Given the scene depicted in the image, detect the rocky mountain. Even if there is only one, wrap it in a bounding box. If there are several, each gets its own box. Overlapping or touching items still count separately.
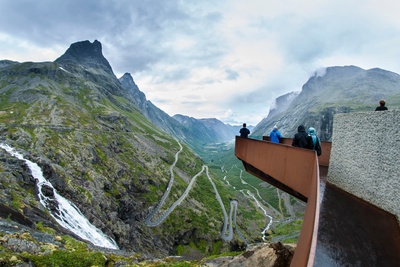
[56,40,114,75]
[173,115,237,147]
[118,73,188,141]
[252,66,400,140]
[198,118,237,142]
[261,91,300,124]
[0,40,268,261]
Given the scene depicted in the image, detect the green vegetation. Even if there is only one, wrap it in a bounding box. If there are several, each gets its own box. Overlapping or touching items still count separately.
[0,230,207,266]
[27,250,106,267]
[36,221,57,235]
[10,190,24,211]
[269,219,303,243]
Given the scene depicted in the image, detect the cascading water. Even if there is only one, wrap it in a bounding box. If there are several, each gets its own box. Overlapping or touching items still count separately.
[0,143,119,250]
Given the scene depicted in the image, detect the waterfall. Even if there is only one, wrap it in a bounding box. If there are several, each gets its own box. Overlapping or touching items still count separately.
[0,143,119,250]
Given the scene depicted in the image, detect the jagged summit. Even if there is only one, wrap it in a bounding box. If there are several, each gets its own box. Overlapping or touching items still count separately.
[119,73,140,91]
[119,72,147,103]
[55,40,113,74]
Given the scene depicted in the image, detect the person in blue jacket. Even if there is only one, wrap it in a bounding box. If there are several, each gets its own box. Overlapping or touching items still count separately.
[269,125,282,143]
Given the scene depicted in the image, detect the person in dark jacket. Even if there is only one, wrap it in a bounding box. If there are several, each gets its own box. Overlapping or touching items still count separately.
[375,99,388,111]
[292,125,311,148]
[239,123,250,138]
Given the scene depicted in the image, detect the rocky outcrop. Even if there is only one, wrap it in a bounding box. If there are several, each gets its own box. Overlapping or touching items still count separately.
[55,40,114,75]
[204,242,295,267]
[0,218,295,267]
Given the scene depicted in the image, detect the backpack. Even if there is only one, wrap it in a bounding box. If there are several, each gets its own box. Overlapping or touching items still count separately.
[306,135,313,149]
[308,135,322,156]
[315,137,322,156]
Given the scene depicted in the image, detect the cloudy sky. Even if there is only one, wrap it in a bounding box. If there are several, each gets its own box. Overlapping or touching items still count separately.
[1,0,400,125]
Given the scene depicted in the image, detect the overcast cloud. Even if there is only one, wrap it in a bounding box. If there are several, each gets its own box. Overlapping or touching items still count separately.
[1,0,400,125]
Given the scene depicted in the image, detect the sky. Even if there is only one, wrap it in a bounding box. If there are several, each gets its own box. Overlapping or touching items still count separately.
[1,0,400,126]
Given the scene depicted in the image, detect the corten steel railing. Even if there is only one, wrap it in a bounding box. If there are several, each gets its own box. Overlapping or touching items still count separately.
[263,136,332,167]
[235,136,325,267]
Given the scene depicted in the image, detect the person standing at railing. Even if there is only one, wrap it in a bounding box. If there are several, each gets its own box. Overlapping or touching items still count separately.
[239,123,250,138]
[269,125,282,143]
[292,124,310,148]
[375,99,388,111]
[308,127,322,156]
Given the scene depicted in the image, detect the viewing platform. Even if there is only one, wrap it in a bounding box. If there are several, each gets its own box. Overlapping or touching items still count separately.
[235,111,400,266]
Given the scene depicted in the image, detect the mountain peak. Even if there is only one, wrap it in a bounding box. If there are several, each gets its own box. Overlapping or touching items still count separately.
[55,40,113,74]
[119,73,138,89]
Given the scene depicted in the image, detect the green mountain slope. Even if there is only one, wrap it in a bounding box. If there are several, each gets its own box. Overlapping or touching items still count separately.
[0,40,270,258]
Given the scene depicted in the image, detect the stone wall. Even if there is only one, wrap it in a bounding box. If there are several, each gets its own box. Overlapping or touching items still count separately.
[327,110,400,221]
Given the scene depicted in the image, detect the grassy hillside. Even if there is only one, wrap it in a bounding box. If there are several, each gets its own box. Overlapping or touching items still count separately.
[0,59,272,257]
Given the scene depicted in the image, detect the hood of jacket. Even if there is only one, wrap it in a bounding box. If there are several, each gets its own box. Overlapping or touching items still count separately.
[297,125,306,133]
[308,127,316,135]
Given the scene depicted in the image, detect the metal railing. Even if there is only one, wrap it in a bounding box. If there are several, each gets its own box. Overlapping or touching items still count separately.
[235,136,329,266]
[262,136,331,167]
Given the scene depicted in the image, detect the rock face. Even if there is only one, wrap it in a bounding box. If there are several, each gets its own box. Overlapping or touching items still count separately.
[55,40,114,75]
[252,66,400,140]
[266,91,300,120]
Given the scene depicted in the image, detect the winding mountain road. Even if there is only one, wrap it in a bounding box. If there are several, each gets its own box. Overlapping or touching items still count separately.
[145,139,247,243]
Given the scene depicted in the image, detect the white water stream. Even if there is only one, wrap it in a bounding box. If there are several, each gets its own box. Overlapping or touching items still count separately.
[0,143,119,250]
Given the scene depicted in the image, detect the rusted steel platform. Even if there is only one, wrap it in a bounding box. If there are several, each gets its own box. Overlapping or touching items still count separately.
[235,136,400,267]
[314,182,400,266]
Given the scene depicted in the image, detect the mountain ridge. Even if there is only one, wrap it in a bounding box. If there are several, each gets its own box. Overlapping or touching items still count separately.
[252,65,400,140]
[118,72,238,149]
